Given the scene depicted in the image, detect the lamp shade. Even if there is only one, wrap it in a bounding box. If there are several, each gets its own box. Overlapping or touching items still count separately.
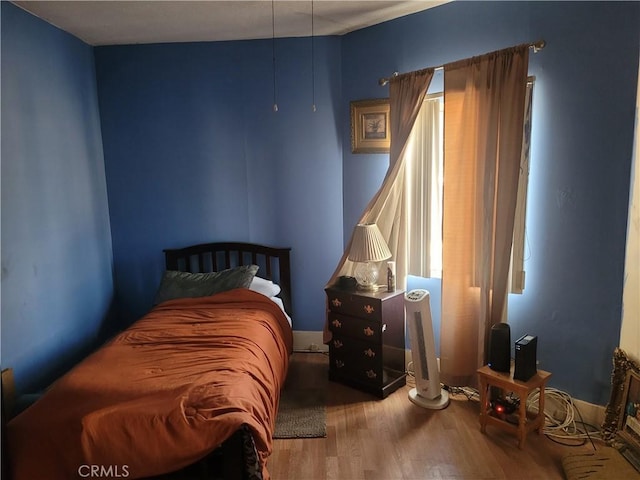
[348,223,392,263]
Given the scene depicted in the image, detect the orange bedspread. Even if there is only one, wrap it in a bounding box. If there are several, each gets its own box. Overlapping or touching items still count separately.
[7,289,293,480]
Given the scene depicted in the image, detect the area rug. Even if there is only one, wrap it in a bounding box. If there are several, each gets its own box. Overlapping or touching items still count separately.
[562,447,640,479]
[273,388,326,439]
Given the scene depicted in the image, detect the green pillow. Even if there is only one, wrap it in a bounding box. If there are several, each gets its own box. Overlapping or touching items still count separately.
[154,265,259,305]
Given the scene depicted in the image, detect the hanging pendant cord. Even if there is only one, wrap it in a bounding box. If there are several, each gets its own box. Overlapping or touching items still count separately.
[272,0,278,111]
[311,0,316,112]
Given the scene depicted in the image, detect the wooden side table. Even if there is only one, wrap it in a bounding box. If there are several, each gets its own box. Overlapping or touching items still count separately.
[477,364,551,448]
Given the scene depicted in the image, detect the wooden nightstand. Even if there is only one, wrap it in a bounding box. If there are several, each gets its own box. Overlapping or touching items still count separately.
[477,364,551,448]
[325,287,406,398]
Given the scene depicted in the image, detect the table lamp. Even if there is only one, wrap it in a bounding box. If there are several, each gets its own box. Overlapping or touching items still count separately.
[348,223,392,291]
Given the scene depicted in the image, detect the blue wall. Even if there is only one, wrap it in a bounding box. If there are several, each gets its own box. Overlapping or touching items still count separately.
[1,3,114,392]
[94,37,344,330]
[342,1,639,404]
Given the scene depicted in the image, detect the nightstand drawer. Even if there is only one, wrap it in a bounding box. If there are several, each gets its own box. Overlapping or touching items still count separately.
[329,334,382,365]
[327,291,382,321]
[327,312,382,343]
[329,336,383,386]
[330,363,383,387]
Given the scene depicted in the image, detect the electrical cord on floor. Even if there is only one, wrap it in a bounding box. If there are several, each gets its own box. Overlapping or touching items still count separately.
[446,385,481,402]
[405,361,480,401]
[526,387,600,449]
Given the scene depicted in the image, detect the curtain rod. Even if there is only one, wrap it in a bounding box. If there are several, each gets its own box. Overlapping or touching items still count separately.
[378,39,545,86]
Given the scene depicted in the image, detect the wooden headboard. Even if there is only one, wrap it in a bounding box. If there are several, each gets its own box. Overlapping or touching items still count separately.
[163,242,292,316]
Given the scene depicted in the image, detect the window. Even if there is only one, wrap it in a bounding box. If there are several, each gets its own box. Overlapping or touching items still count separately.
[406,94,444,279]
[405,79,534,293]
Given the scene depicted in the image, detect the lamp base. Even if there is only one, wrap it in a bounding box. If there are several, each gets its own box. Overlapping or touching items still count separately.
[354,262,381,291]
[357,282,381,292]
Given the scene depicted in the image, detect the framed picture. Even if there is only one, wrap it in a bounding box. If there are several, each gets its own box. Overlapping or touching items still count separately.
[603,348,640,442]
[619,370,640,452]
[350,99,391,154]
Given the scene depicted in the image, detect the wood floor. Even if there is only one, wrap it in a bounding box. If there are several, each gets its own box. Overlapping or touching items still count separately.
[268,352,595,480]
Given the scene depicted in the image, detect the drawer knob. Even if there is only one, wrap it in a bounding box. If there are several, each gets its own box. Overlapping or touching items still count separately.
[335,360,345,369]
[333,339,344,348]
[331,319,342,328]
[364,348,376,358]
[366,369,377,379]
[363,326,374,337]
[331,298,342,307]
[364,304,375,314]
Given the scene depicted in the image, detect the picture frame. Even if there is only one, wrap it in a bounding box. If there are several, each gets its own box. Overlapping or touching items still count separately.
[603,348,640,443]
[350,99,391,154]
[618,370,640,452]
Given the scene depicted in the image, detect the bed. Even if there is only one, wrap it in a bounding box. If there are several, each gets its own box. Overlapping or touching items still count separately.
[6,242,293,480]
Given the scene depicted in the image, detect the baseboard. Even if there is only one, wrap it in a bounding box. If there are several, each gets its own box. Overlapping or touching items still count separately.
[292,331,329,353]
[572,399,605,430]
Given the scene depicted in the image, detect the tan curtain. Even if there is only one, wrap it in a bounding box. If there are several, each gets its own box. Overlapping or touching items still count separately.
[327,68,434,290]
[439,45,530,387]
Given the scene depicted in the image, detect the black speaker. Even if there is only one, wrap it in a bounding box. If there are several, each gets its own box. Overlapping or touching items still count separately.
[514,334,537,381]
[488,323,511,372]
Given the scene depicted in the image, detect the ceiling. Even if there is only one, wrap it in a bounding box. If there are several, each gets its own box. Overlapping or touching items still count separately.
[12,1,449,46]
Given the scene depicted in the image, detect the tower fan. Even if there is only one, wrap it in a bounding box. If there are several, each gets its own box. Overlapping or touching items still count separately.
[404,289,450,409]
